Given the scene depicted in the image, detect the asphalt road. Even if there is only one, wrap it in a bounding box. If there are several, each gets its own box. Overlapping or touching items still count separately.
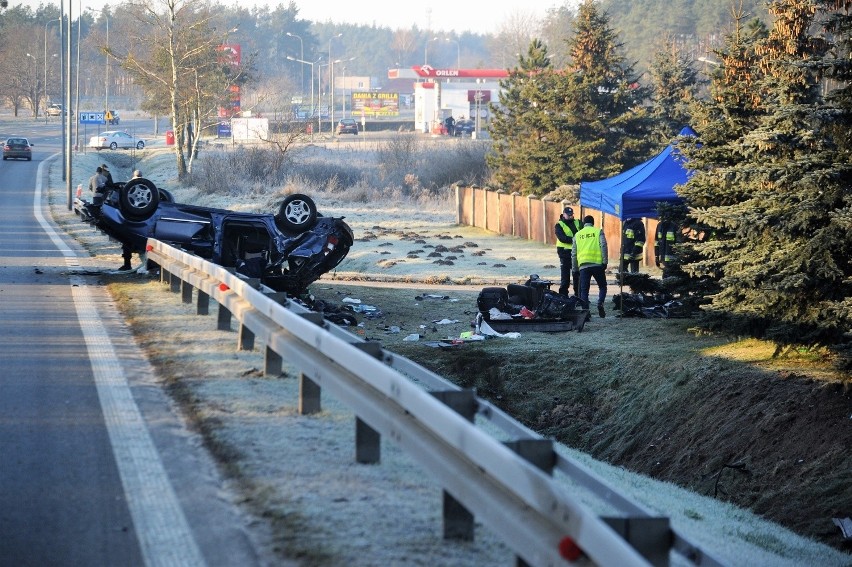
[0,125,265,566]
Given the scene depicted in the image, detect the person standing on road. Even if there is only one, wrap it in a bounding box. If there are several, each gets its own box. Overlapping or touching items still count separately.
[620,217,646,274]
[572,215,609,318]
[555,206,583,296]
[88,167,107,205]
[119,169,145,272]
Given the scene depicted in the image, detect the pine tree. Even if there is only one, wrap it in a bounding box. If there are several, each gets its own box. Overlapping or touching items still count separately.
[487,0,656,195]
[647,39,701,147]
[682,0,852,357]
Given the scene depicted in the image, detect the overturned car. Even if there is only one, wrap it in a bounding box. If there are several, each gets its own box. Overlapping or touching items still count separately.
[75,177,354,295]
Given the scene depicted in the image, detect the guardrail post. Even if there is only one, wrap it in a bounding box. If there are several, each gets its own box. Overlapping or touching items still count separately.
[602,517,671,567]
[504,439,556,567]
[353,342,384,464]
[170,272,181,294]
[432,389,477,541]
[264,346,282,376]
[217,305,232,331]
[238,324,255,351]
[197,290,209,315]
[181,281,193,304]
[298,312,327,415]
[299,373,321,415]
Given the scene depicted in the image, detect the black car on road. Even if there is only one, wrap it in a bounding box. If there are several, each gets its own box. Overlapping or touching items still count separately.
[75,178,354,294]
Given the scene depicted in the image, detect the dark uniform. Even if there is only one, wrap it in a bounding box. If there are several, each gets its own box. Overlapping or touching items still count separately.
[621,218,646,273]
[555,207,583,296]
[655,220,679,278]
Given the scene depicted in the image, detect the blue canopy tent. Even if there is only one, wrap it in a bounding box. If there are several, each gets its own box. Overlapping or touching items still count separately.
[579,126,695,220]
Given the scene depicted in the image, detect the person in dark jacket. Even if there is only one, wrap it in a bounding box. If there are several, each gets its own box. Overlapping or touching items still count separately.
[655,219,680,279]
[100,163,114,187]
[621,218,646,273]
[555,206,583,296]
[572,215,609,318]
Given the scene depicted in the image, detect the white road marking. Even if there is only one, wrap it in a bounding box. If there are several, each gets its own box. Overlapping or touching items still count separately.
[33,160,206,567]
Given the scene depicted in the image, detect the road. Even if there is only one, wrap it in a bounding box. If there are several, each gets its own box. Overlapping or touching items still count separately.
[0,123,266,566]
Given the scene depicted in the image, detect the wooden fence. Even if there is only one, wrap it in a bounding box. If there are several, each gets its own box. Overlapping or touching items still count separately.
[455,186,660,268]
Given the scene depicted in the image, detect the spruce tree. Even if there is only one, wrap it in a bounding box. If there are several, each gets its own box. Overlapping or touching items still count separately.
[682,1,852,357]
[647,39,701,147]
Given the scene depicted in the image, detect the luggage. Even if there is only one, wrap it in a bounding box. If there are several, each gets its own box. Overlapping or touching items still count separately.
[536,291,578,319]
[477,287,508,317]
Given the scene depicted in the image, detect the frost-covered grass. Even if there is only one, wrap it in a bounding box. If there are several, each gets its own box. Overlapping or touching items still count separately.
[46,144,852,567]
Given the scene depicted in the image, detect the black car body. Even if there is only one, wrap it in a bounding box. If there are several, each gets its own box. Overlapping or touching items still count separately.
[75,178,354,294]
[336,118,358,135]
[3,137,33,160]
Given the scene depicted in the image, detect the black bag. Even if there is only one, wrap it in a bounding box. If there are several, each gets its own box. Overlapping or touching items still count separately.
[536,291,578,320]
[477,287,508,316]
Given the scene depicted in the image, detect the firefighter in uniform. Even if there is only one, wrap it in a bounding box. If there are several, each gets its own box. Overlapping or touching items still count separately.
[655,219,679,278]
[621,218,646,273]
[555,206,583,296]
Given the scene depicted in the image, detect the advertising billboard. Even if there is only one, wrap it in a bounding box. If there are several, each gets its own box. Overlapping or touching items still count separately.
[352,92,399,116]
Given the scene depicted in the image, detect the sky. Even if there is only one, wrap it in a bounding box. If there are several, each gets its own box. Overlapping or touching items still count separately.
[18,0,570,36]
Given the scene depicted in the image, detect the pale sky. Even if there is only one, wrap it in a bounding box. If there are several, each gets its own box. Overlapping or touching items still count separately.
[19,0,570,36]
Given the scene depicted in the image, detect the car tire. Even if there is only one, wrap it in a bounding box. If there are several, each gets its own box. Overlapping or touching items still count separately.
[276,193,317,232]
[119,177,160,220]
[27,156,32,161]
[136,141,145,150]
[158,188,174,203]
[110,142,118,150]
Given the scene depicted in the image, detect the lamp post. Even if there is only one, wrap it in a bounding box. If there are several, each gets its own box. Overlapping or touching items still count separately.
[445,37,460,68]
[26,53,37,115]
[44,18,61,120]
[286,32,303,94]
[87,8,109,112]
[328,33,341,134]
[287,55,321,142]
[424,36,438,65]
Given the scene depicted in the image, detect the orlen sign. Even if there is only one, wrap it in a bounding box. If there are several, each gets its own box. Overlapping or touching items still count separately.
[413,65,508,79]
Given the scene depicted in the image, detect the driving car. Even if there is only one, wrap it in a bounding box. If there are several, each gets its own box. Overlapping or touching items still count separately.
[88,131,144,150]
[106,110,120,125]
[74,178,354,295]
[46,104,65,117]
[336,118,358,135]
[3,137,34,161]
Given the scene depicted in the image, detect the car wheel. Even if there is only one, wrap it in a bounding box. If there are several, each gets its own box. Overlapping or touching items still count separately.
[119,177,160,220]
[276,193,317,232]
[158,188,174,203]
[27,157,32,161]
[136,141,145,150]
[110,142,118,150]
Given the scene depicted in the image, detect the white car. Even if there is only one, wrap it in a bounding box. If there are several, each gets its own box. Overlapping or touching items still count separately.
[88,130,145,150]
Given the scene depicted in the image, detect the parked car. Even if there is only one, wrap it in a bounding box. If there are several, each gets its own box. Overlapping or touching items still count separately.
[46,104,65,117]
[336,118,358,135]
[74,179,354,295]
[88,131,145,150]
[106,110,120,125]
[453,119,475,137]
[3,137,33,161]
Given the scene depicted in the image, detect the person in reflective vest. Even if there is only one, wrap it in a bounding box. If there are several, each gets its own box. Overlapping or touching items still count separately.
[571,215,609,318]
[655,219,679,278]
[621,218,645,273]
[555,206,583,296]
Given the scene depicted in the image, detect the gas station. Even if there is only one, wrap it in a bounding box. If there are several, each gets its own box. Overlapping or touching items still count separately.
[387,66,508,136]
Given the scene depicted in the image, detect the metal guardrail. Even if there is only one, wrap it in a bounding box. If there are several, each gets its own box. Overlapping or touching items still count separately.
[146,239,726,567]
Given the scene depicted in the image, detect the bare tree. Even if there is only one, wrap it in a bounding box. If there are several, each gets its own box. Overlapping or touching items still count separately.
[101,0,246,178]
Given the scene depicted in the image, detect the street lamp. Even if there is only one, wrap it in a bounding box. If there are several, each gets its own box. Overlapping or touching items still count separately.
[424,36,438,65]
[44,17,61,119]
[337,57,356,119]
[286,32,303,94]
[328,33,342,134]
[445,37,460,69]
[87,8,109,112]
[287,55,321,142]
